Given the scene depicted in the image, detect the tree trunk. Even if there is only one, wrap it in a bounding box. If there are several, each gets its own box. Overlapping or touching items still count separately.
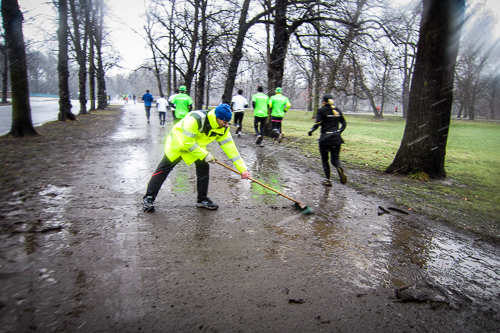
[221,0,251,104]
[95,0,106,110]
[88,29,95,110]
[195,0,208,109]
[1,0,37,136]
[1,44,8,104]
[313,21,320,117]
[57,0,76,121]
[385,0,464,179]
[69,0,88,115]
[264,0,290,135]
[96,45,106,109]
[183,0,199,94]
[267,0,288,93]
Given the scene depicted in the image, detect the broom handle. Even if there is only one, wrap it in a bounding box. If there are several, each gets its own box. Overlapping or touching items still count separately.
[215,160,302,205]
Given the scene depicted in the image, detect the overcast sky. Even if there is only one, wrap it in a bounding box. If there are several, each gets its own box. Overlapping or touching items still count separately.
[14,0,500,74]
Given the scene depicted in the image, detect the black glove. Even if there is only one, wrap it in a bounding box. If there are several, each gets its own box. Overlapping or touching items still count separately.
[308,130,313,136]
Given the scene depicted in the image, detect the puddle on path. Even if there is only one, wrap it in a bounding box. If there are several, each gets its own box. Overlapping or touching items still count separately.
[236,146,500,311]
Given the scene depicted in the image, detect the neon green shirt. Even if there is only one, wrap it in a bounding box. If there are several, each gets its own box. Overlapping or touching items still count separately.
[171,93,193,119]
[252,92,269,117]
[268,93,291,117]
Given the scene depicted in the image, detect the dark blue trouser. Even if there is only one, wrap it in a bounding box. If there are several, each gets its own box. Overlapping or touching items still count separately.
[159,112,166,125]
[254,116,267,135]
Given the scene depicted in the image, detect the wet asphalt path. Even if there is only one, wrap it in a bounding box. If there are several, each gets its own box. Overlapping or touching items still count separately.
[1,103,499,332]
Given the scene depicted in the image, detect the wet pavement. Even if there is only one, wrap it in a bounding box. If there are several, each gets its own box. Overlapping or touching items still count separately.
[0,103,499,332]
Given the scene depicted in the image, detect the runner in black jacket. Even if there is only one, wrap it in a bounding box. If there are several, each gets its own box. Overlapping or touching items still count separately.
[308,94,347,186]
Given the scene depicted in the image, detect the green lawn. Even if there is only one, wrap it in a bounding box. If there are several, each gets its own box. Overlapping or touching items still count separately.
[240,110,500,240]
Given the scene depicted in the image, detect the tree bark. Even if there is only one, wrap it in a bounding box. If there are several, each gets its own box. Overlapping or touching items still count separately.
[88,24,95,110]
[385,0,464,179]
[221,0,252,104]
[1,0,37,136]
[69,0,88,115]
[0,44,8,104]
[57,0,76,121]
[94,0,106,110]
[195,0,208,109]
[267,0,288,93]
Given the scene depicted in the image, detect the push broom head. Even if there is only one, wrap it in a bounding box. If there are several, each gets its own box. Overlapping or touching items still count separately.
[294,202,312,215]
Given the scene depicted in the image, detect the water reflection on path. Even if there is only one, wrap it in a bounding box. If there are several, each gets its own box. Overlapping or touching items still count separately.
[112,106,500,314]
[239,142,500,311]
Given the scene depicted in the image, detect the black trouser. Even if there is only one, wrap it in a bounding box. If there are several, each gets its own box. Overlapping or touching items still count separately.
[234,112,244,129]
[271,116,283,138]
[319,142,342,179]
[145,155,210,203]
[145,106,152,120]
[159,112,166,125]
[254,116,267,136]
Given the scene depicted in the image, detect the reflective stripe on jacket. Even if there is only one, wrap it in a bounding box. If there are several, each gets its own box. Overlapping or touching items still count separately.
[165,109,248,172]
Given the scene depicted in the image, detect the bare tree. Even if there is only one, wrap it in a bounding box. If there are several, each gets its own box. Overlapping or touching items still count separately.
[144,4,163,96]
[385,0,465,178]
[394,5,420,118]
[453,13,497,120]
[69,0,89,114]
[0,34,8,103]
[1,0,37,136]
[220,0,272,104]
[93,0,107,109]
[484,74,500,120]
[323,0,368,94]
[57,0,76,121]
[88,18,95,110]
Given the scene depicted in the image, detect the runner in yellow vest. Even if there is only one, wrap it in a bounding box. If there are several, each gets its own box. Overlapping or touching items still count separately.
[142,104,251,212]
[268,87,291,143]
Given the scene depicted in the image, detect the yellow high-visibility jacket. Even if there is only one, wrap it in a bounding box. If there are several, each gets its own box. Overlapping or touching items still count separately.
[165,109,248,173]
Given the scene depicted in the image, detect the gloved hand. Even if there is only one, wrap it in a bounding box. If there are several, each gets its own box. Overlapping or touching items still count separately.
[204,152,216,164]
[308,129,313,136]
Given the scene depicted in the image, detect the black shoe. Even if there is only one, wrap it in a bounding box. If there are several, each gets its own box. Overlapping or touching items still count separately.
[235,126,241,135]
[337,167,348,184]
[256,135,262,145]
[196,198,218,210]
[142,196,155,212]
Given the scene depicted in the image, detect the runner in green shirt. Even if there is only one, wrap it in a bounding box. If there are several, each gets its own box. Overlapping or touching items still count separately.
[170,85,193,123]
[268,87,291,143]
[252,86,269,146]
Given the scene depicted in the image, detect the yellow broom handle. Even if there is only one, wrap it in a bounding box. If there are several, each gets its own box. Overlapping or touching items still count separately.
[215,160,301,205]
